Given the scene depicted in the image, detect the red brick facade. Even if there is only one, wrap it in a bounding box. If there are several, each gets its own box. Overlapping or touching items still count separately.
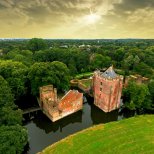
[39,85,83,122]
[93,66,123,112]
[58,90,83,113]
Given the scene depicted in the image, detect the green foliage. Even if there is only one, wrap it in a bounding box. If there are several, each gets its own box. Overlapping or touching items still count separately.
[148,80,154,104]
[90,53,111,70]
[145,46,154,68]
[75,51,90,73]
[33,47,90,74]
[27,38,47,52]
[1,38,153,154]
[134,62,153,78]
[0,76,28,154]
[28,61,71,95]
[0,125,28,154]
[0,107,22,126]
[0,75,14,108]
[0,76,22,126]
[6,49,33,66]
[1,39,154,106]
[123,81,152,110]
[112,47,125,67]
[0,60,28,98]
[123,55,140,71]
[80,79,92,88]
[75,72,93,79]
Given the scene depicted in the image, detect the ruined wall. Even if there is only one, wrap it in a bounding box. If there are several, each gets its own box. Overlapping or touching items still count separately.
[39,85,58,114]
[58,90,83,113]
[39,85,83,122]
[93,73,123,112]
[124,75,149,87]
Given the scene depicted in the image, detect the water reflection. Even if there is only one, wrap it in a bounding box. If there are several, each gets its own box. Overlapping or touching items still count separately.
[24,96,130,154]
[90,103,119,125]
[32,110,82,134]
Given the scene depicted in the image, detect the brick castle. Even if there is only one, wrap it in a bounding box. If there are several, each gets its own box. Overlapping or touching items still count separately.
[93,66,123,112]
[39,66,124,122]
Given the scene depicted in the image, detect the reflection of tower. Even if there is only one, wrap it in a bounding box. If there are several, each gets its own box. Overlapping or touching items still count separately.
[90,103,119,125]
[93,66,123,112]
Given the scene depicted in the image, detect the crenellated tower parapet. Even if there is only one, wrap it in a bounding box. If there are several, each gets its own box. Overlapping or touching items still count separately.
[93,66,123,112]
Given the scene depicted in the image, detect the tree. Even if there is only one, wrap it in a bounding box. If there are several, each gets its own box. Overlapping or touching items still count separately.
[27,38,47,52]
[0,125,28,154]
[0,76,22,126]
[0,107,22,126]
[90,53,111,70]
[148,80,154,104]
[145,46,154,68]
[0,77,28,154]
[0,75,14,108]
[6,49,33,66]
[123,81,151,110]
[28,61,71,95]
[0,60,28,98]
[68,59,77,76]
[133,62,153,78]
[78,51,90,71]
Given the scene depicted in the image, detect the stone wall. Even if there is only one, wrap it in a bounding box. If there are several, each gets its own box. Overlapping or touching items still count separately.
[124,75,149,87]
[39,85,83,122]
[93,70,123,112]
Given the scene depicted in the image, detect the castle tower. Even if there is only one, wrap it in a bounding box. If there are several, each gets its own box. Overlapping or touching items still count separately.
[93,66,123,112]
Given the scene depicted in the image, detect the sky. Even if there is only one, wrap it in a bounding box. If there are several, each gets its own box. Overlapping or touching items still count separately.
[0,0,154,39]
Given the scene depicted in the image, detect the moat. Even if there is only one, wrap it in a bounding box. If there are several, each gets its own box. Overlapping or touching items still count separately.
[23,95,134,154]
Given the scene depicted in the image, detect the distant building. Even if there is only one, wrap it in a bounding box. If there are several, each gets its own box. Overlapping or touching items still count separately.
[93,66,123,112]
[59,45,68,48]
[79,44,91,51]
[79,44,86,48]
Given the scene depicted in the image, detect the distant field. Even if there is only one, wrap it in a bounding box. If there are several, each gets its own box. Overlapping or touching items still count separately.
[40,115,154,154]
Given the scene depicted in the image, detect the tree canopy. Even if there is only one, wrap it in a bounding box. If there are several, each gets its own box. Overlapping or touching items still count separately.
[0,75,14,108]
[0,76,28,153]
[0,75,22,126]
[0,60,28,98]
[0,125,28,154]
[27,38,47,52]
[123,81,152,110]
[5,49,33,66]
[90,53,111,70]
[28,61,71,95]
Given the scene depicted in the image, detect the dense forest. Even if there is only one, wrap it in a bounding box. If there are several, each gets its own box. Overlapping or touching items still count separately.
[0,38,154,153]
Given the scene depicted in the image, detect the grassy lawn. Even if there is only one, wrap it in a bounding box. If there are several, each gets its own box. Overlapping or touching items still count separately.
[40,115,154,154]
[75,72,93,79]
[80,79,92,88]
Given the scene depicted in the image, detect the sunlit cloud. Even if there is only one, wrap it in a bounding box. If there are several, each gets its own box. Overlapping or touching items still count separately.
[0,0,154,38]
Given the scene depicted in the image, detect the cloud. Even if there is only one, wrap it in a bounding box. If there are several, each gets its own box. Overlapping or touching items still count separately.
[112,0,154,15]
[127,8,154,24]
[0,0,154,38]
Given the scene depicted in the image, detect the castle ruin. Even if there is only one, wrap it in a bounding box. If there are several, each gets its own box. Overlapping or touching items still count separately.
[39,85,83,122]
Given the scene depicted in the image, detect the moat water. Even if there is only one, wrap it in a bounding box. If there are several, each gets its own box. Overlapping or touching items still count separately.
[23,96,135,154]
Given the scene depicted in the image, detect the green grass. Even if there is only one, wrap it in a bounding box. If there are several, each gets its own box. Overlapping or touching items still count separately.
[40,115,154,154]
[80,79,92,88]
[75,72,93,79]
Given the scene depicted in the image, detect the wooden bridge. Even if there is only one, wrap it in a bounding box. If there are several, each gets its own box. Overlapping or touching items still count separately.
[22,106,41,115]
